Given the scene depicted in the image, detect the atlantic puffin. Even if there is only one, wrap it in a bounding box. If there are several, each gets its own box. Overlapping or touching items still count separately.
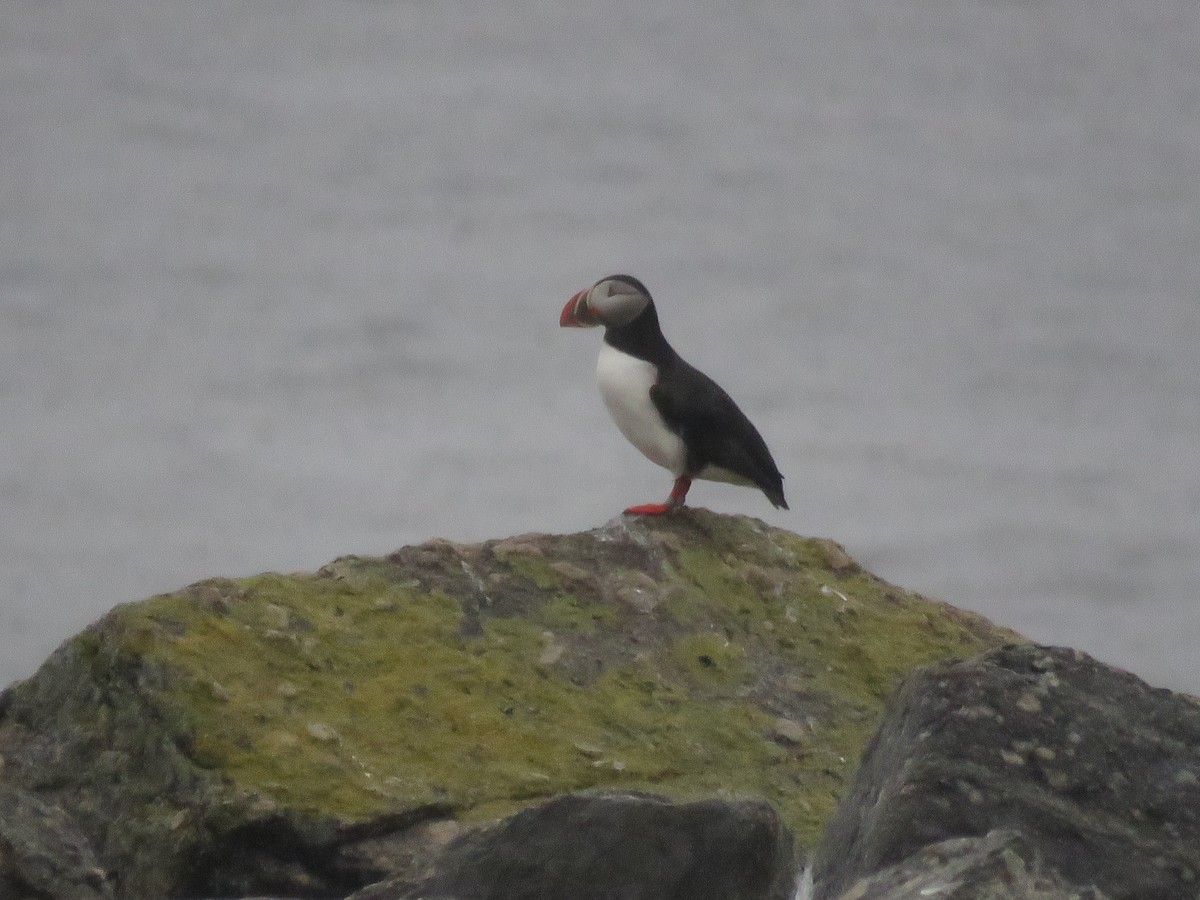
[560,274,787,515]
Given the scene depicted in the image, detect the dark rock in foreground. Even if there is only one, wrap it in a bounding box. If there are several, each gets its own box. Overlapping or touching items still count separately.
[349,791,797,900]
[813,645,1200,900]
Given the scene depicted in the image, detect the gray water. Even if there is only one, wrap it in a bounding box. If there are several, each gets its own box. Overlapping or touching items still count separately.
[3,2,1198,694]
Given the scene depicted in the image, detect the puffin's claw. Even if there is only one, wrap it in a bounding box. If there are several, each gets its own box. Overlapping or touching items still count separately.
[623,476,692,516]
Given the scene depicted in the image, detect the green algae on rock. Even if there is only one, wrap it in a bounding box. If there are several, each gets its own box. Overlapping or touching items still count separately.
[0,510,1017,898]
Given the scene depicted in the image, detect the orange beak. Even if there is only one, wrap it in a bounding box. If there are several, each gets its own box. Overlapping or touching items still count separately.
[560,289,599,327]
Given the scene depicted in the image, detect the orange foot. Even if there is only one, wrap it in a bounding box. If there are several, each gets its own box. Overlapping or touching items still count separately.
[623,476,692,516]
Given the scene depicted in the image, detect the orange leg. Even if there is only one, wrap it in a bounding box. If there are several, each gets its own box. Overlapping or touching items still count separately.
[624,476,692,515]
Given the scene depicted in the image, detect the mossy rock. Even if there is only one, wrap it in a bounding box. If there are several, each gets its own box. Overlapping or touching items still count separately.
[0,511,1017,898]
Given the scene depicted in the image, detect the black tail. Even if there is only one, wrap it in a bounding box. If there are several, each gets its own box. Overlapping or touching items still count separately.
[762,475,788,510]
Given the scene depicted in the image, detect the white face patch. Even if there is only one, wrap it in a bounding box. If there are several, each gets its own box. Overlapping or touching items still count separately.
[596,344,686,476]
[589,279,649,327]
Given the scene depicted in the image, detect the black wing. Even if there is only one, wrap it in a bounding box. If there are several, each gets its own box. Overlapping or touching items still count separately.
[650,358,788,509]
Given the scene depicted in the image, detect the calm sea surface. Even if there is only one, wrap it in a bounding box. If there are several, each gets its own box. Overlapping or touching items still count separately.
[3,2,1198,692]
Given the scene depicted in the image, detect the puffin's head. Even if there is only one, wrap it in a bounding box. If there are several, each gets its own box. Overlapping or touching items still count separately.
[560,275,653,329]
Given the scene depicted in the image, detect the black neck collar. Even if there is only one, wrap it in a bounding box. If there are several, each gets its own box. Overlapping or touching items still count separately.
[603,303,677,366]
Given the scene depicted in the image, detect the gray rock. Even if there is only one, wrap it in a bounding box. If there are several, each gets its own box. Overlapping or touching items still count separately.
[349,791,798,900]
[813,645,1200,900]
[828,829,1109,899]
[0,784,113,900]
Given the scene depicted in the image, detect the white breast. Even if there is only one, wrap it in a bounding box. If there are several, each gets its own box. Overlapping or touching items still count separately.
[596,343,687,476]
